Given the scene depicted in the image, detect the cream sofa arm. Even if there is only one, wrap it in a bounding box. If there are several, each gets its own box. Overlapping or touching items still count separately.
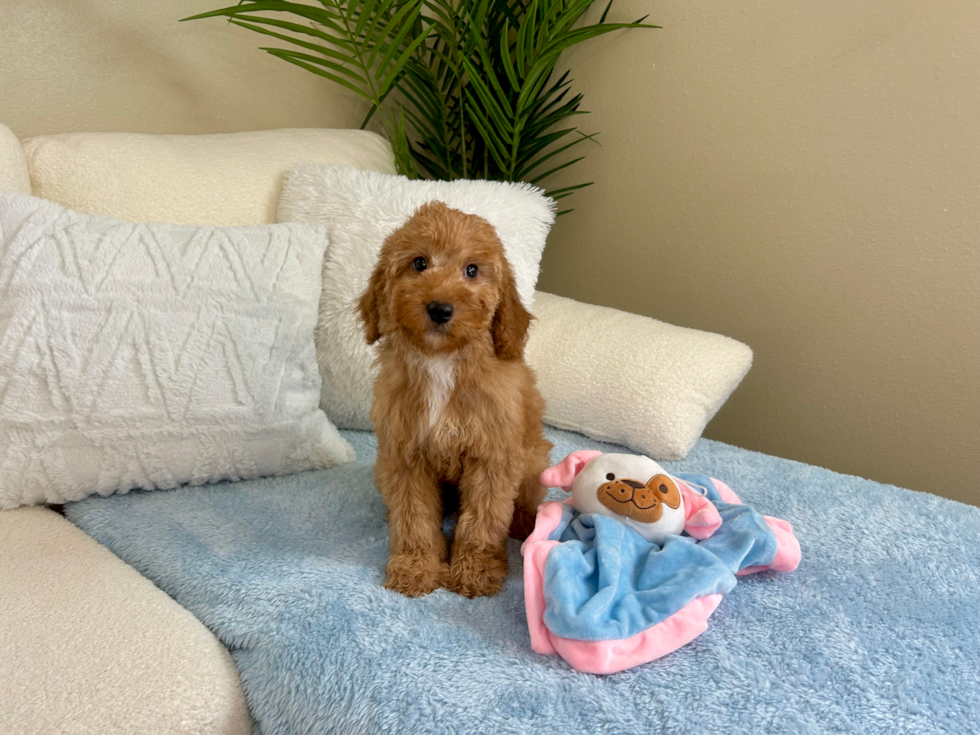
[527,291,753,460]
[0,507,252,735]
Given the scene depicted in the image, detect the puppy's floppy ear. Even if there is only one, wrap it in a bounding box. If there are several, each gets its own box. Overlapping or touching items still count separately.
[491,258,533,360]
[357,259,387,345]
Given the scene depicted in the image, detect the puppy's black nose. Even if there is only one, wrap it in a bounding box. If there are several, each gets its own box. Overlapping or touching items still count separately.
[427,301,454,324]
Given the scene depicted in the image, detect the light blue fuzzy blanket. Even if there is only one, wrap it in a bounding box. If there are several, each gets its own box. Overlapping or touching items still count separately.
[66,428,980,734]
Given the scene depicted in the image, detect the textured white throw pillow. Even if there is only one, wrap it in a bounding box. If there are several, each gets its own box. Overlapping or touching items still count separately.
[277,164,555,429]
[526,292,753,460]
[0,194,354,509]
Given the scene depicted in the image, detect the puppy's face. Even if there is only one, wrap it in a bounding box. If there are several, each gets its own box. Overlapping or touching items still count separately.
[358,202,531,358]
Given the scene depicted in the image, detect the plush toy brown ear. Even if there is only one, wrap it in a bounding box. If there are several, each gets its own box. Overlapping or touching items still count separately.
[357,261,388,345]
[491,259,532,360]
[649,474,682,509]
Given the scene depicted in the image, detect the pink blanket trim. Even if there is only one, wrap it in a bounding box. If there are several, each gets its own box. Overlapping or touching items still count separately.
[547,595,724,675]
[738,516,802,575]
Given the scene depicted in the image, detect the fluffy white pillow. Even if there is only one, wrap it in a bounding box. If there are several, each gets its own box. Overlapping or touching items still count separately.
[277,164,555,429]
[0,194,354,509]
[525,292,753,460]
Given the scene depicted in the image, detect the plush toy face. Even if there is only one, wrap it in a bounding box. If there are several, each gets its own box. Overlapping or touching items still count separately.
[597,473,681,524]
[569,453,686,544]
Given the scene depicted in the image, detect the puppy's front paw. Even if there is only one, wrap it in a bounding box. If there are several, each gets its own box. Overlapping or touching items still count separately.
[448,549,509,598]
[384,552,448,597]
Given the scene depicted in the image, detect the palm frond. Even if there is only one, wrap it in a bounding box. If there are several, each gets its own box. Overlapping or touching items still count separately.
[185,0,659,209]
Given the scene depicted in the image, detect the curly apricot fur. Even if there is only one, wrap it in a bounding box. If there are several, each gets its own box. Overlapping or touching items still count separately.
[358,202,552,598]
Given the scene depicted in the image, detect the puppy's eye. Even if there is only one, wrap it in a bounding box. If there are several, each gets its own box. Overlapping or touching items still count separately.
[606,473,615,481]
[465,264,478,279]
[412,257,427,272]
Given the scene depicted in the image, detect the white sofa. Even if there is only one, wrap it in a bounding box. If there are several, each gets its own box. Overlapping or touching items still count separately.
[0,125,547,735]
[0,125,397,735]
[0,125,408,735]
[0,124,745,734]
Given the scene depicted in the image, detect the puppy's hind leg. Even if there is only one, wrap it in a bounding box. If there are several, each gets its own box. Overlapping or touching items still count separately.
[509,435,552,540]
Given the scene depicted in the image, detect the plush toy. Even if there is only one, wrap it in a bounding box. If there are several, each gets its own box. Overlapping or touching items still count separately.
[539,449,723,543]
[524,449,802,674]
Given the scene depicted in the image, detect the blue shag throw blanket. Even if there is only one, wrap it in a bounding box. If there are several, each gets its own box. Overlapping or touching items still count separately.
[66,428,980,735]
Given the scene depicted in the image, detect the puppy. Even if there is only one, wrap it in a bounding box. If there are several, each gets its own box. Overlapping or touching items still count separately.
[357,201,553,598]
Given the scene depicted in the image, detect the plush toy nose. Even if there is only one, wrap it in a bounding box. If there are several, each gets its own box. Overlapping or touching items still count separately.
[427,301,454,324]
[611,484,634,501]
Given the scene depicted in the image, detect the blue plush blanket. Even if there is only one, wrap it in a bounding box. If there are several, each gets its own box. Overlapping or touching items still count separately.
[544,509,737,641]
[66,428,980,734]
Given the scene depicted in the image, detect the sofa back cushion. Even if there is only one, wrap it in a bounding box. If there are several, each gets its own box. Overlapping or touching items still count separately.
[0,123,30,194]
[21,128,396,226]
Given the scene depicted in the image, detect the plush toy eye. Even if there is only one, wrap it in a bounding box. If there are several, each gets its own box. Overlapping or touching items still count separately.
[606,473,615,481]
[412,257,427,272]
[465,263,478,278]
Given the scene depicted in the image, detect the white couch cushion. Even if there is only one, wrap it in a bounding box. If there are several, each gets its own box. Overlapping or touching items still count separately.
[0,123,30,194]
[21,128,396,226]
[0,194,353,509]
[277,163,555,429]
[526,292,753,460]
[0,506,251,735]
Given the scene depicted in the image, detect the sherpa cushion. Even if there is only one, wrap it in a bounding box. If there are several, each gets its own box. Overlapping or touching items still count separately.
[276,163,555,429]
[0,193,353,509]
[526,292,753,460]
[21,128,397,227]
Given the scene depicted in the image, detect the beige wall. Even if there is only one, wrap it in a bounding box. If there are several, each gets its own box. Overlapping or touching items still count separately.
[539,1,980,504]
[0,0,369,138]
[2,1,977,503]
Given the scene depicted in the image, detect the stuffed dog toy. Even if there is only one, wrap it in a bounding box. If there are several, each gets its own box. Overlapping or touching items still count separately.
[526,449,802,674]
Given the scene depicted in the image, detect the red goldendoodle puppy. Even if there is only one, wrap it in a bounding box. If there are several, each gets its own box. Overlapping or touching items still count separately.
[357,201,553,598]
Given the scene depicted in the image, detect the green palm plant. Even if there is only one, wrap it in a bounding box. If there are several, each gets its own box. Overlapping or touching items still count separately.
[184,0,656,212]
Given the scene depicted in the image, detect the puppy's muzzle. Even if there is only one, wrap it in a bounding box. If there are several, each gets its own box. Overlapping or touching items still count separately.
[427,301,454,325]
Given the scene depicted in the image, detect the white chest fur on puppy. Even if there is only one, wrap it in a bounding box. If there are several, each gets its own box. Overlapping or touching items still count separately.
[424,355,456,431]
[571,454,686,544]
